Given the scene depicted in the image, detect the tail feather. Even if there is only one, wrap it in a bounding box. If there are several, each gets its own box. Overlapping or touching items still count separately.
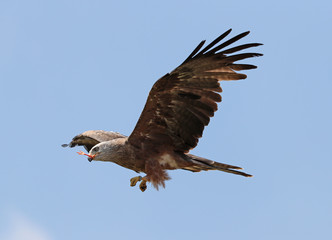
[183,154,252,177]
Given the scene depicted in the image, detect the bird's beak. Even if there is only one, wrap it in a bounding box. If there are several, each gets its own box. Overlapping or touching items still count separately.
[77,151,96,162]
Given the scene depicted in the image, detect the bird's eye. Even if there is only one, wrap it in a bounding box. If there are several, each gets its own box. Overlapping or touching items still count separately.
[93,146,99,152]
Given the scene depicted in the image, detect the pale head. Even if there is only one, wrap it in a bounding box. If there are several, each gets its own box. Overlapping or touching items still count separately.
[77,141,117,162]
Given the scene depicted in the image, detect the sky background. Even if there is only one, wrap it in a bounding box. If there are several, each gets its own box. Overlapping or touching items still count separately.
[1,0,331,239]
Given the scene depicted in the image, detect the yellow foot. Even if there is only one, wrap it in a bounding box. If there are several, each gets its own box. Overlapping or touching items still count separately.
[130,176,148,192]
[139,180,147,192]
[130,176,142,187]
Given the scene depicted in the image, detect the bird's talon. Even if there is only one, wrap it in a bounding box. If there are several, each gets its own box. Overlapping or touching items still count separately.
[130,176,142,187]
[139,180,147,192]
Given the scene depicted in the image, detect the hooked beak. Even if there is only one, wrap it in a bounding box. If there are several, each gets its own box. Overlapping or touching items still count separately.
[77,151,96,162]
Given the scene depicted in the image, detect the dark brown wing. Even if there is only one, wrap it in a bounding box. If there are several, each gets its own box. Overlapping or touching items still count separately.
[128,29,262,153]
[62,130,126,152]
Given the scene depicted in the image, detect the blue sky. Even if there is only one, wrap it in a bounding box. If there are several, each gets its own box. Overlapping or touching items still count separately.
[1,0,331,239]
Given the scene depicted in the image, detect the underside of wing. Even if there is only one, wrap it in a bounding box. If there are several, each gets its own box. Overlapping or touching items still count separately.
[128,29,262,153]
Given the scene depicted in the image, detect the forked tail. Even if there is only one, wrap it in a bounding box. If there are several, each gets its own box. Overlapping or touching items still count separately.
[183,154,252,177]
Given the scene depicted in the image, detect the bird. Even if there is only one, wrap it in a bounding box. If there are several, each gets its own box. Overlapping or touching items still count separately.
[62,29,262,192]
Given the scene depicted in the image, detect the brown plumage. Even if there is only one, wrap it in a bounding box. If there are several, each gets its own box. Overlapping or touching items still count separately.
[63,29,262,191]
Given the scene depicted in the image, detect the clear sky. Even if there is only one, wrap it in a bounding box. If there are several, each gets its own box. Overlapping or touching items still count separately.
[1,1,331,240]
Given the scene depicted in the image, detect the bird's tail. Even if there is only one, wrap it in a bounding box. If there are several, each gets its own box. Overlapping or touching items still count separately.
[182,153,252,177]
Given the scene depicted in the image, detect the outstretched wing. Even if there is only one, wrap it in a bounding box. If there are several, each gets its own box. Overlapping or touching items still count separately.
[128,29,262,153]
[62,130,126,152]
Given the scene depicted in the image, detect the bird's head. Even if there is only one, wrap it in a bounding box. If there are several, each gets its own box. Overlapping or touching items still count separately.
[77,142,112,162]
[77,149,97,162]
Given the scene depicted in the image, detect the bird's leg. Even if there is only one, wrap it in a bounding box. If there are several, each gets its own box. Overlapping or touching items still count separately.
[130,176,142,187]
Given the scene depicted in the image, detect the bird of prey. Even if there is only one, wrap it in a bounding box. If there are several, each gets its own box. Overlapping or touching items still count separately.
[62,29,262,192]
